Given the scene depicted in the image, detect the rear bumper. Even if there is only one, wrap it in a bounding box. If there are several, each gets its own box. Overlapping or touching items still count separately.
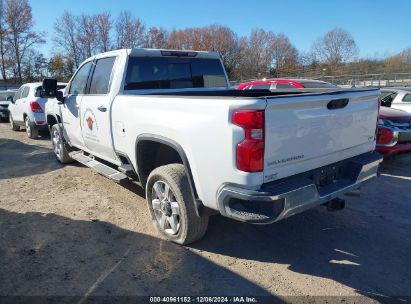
[217,152,382,224]
[376,143,411,157]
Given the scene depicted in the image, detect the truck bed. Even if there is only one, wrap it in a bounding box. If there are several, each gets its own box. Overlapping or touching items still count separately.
[129,88,376,98]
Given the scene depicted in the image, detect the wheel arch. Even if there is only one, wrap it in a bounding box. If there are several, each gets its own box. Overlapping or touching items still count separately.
[46,114,61,129]
[135,134,205,216]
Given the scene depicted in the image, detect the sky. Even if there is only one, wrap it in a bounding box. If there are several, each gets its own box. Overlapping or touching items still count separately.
[29,0,411,59]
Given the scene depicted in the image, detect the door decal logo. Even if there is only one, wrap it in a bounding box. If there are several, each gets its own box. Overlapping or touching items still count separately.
[86,116,94,130]
[83,109,99,142]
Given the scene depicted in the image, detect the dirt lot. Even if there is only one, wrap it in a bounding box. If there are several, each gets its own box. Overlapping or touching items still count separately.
[1,122,411,302]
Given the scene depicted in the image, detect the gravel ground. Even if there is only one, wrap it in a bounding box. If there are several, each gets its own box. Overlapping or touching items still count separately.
[1,122,411,302]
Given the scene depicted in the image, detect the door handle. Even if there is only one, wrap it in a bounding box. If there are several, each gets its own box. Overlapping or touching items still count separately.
[97,106,107,112]
[327,98,349,110]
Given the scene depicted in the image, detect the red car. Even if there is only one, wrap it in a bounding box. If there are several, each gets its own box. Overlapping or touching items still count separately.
[237,79,338,90]
[376,107,411,156]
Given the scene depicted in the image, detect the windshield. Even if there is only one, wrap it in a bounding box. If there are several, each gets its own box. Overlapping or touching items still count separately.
[124,57,227,90]
[301,81,337,88]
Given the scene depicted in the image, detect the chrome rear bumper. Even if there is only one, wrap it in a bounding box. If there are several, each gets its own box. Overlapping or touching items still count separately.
[217,152,383,224]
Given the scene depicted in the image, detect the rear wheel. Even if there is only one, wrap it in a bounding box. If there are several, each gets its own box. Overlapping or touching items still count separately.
[51,123,72,164]
[25,116,38,139]
[146,164,209,245]
[9,113,19,131]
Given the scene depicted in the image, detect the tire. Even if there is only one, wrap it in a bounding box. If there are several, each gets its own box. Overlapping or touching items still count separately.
[51,123,72,164]
[146,164,209,245]
[9,113,19,131]
[25,116,39,139]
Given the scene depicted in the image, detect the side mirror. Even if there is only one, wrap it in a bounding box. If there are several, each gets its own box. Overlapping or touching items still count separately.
[7,96,13,103]
[42,78,58,97]
[56,91,65,104]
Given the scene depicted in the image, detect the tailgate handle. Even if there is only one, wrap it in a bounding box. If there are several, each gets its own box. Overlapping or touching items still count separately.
[327,98,349,110]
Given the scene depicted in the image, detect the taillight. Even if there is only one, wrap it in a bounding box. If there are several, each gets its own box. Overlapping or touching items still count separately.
[30,101,43,113]
[232,110,264,172]
[376,126,394,145]
[375,98,381,140]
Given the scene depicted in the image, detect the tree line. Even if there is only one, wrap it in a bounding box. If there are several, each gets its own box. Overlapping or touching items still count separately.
[0,0,410,85]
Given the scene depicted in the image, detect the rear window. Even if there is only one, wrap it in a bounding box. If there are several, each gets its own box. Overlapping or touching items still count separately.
[124,57,227,90]
[301,82,337,88]
[0,92,14,100]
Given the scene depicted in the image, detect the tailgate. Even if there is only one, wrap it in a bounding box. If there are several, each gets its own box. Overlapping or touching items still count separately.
[263,89,379,183]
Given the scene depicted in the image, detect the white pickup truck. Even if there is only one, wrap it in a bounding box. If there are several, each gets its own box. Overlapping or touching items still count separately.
[44,48,382,244]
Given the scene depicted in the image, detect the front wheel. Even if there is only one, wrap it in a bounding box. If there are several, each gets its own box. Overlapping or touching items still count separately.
[25,116,39,139]
[146,164,209,245]
[51,124,72,164]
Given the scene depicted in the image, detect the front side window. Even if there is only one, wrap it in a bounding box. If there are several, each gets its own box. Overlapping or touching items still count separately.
[69,61,93,95]
[402,93,411,102]
[89,57,116,94]
[124,57,227,90]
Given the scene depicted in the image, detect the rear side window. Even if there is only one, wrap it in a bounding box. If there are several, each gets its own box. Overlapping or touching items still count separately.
[69,61,93,95]
[276,83,297,89]
[251,84,271,90]
[402,94,411,102]
[89,57,116,94]
[22,86,30,98]
[124,57,227,90]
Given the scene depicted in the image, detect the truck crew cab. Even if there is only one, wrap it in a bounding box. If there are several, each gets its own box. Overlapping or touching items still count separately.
[44,48,382,244]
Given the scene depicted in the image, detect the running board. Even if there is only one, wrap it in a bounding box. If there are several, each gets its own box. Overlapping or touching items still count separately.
[69,151,128,184]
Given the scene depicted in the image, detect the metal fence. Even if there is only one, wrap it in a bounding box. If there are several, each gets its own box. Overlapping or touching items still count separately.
[230,72,411,88]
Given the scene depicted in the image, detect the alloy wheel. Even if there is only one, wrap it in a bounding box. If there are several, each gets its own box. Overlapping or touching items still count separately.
[151,180,181,235]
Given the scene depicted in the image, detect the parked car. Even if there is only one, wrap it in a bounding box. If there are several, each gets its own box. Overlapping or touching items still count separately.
[376,106,411,157]
[8,82,66,138]
[44,48,381,244]
[0,90,17,121]
[237,79,338,90]
[380,87,411,113]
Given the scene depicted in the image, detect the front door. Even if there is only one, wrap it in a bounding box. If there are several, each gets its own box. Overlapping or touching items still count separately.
[80,56,118,162]
[62,61,93,149]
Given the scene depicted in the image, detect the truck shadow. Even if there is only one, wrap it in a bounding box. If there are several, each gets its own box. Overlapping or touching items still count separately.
[193,173,411,300]
[379,153,411,177]
[0,138,62,179]
[0,208,275,299]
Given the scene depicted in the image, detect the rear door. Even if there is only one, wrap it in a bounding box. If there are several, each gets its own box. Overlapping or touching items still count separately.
[263,89,379,183]
[80,56,118,162]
